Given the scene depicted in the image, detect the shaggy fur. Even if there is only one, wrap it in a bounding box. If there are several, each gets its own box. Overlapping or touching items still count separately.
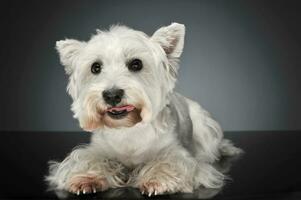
[46,23,242,196]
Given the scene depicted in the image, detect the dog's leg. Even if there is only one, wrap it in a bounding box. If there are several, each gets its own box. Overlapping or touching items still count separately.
[186,98,224,163]
[186,98,243,160]
[185,98,243,189]
[132,146,220,196]
[46,146,127,194]
[133,147,194,195]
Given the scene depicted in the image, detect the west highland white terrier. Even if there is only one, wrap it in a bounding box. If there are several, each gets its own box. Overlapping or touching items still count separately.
[46,23,242,196]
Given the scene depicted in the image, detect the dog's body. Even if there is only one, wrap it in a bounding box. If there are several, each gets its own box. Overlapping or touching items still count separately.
[46,23,241,196]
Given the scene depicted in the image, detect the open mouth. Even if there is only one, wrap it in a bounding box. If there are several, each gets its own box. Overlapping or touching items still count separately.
[106,105,135,119]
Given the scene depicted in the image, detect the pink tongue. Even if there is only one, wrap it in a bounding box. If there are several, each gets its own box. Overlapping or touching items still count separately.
[107,105,135,112]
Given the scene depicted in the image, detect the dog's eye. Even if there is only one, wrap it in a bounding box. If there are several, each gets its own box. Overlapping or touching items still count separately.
[128,59,143,72]
[91,62,102,74]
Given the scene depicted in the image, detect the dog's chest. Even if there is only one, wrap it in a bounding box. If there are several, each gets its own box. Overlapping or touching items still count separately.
[92,124,171,166]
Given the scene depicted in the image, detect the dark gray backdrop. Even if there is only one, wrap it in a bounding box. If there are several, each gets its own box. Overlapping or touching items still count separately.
[0,0,300,131]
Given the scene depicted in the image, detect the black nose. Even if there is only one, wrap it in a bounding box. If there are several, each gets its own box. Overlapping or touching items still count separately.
[102,88,124,106]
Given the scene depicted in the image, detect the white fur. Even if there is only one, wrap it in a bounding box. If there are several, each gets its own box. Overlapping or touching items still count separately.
[46,23,242,196]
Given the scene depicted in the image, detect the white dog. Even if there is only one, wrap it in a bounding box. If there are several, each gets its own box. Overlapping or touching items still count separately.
[46,23,242,196]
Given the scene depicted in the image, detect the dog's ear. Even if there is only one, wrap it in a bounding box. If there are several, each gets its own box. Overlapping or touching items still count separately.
[56,39,86,74]
[151,22,185,58]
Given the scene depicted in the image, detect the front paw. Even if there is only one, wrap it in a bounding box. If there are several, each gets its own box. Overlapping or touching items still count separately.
[139,177,182,196]
[67,173,109,195]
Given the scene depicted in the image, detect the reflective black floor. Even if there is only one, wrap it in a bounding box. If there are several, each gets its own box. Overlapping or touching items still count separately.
[0,131,300,199]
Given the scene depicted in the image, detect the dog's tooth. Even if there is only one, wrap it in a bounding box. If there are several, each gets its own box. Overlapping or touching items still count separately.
[77,190,80,195]
[83,189,86,194]
[154,190,157,196]
[148,192,152,197]
[93,187,97,193]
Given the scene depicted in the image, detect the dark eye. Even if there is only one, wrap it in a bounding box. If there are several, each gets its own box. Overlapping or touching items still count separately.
[128,59,143,72]
[91,62,102,74]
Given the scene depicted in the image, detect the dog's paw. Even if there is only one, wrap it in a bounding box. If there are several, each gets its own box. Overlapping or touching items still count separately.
[139,178,180,196]
[68,173,109,195]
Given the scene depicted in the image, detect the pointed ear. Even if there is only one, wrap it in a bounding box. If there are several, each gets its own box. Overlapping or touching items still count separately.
[151,23,185,58]
[56,39,85,74]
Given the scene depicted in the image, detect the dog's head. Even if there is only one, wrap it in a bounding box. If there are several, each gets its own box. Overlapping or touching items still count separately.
[56,23,185,131]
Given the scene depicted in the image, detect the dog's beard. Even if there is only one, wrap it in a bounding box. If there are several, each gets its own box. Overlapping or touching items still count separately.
[82,106,143,131]
[79,92,144,131]
[102,107,142,128]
